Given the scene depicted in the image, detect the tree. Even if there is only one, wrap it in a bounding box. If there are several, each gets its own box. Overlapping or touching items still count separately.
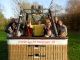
[0,4,9,31]
[66,0,80,31]
[0,12,9,30]
[67,0,80,14]
[50,0,66,16]
[11,0,31,18]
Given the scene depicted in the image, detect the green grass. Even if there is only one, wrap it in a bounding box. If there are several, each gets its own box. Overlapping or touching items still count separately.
[0,31,8,60]
[0,31,80,60]
[68,32,80,60]
[0,31,7,41]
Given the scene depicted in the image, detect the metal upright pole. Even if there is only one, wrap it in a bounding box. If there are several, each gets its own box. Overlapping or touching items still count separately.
[49,0,58,37]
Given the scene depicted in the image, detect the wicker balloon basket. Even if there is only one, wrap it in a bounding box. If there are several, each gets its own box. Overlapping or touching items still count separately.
[8,38,68,60]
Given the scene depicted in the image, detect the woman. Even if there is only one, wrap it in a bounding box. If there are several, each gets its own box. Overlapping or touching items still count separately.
[44,19,54,37]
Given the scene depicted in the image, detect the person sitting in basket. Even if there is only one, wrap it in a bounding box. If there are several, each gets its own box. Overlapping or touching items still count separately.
[25,20,33,37]
[44,19,55,37]
[57,20,67,38]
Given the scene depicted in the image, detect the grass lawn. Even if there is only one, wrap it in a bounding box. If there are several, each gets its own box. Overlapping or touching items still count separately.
[0,31,7,41]
[0,31,8,60]
[68,32,80,60]
[0,31,80,60]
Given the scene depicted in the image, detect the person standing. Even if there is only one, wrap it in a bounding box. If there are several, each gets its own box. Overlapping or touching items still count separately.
[25,20,33,37]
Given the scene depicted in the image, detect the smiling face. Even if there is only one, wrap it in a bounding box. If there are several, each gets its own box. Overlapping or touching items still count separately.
[46,19,51,27]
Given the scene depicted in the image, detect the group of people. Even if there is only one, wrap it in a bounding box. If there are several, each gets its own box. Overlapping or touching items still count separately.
[5,17,67,38]
[5,18,18,37]
[44,17,67,38]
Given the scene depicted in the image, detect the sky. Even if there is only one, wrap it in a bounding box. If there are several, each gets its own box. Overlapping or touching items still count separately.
[0,0,68,19]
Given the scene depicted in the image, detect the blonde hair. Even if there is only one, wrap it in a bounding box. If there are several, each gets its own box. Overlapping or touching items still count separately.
[45,19,51,23]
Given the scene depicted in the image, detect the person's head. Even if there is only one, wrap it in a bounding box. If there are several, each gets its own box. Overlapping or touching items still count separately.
[11,18,15,23]
[45,19,51,27]
[58,20,63,26]
[12,22,16,28]
[55,17,59,23]
[38,20,41,25]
